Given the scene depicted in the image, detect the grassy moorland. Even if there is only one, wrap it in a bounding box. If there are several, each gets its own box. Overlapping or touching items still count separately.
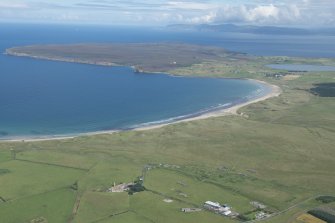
[1,43,335,223]
[5,43,246,72]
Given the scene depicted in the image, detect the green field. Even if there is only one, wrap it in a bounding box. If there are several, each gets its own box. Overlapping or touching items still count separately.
[73,192,129,223]
[0,188,76,223]
[0,160,84,200]
[0,51,335,222]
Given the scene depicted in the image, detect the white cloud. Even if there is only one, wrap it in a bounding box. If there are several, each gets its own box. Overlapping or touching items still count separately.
[248,5,280,21]
[165,1,217,10]
[0,1,28,9]
[187,11,217,23]
[0,0,334,27]
[211,4,303,25]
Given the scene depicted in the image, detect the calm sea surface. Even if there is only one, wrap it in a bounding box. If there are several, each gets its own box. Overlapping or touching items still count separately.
[1,24,334,139]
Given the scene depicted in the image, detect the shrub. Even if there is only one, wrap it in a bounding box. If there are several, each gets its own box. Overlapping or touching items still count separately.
[316,196,335,204]
[0,169,10,175]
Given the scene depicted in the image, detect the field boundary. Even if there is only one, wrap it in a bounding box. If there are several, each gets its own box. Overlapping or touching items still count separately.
[15,158,90,171]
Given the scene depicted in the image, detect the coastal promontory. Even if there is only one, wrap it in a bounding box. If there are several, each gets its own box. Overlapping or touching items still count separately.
[5,43,248,73]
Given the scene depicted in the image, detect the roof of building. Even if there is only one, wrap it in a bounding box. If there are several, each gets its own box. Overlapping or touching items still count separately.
[204,201,221,208]
[223,210,232,216]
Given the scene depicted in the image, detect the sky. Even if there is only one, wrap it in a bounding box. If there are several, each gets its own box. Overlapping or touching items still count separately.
[0,0,334,27]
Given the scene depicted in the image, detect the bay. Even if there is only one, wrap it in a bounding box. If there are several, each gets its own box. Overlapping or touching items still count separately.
[1,23,334,139]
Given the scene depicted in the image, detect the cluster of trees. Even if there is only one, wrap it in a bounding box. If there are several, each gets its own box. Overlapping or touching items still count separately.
[128,178,145,195]
[316,196,335,204]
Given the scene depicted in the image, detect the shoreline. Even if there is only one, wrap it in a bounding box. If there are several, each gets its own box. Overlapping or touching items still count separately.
[0,79,281,142]
[134,79,281,131]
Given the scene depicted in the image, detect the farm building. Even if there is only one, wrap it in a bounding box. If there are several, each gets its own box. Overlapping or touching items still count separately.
[204,201,232,216]
[107,182,134,193]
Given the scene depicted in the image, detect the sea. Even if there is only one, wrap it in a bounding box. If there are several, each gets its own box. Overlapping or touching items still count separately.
[1,23,335,139]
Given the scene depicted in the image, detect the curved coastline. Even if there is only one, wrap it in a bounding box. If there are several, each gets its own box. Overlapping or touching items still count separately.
[134,79,281,131]
[0,78,281,142]
[2,45,281,142]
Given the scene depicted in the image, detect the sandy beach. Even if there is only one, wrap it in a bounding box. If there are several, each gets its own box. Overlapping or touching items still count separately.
[134,79,281,131]
[1,79,281,142]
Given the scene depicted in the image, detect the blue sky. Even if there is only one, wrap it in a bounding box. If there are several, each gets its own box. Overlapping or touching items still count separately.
[0,0,334,27]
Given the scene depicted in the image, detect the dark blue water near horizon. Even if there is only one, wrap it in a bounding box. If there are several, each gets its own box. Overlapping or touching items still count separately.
[1,23,334,139]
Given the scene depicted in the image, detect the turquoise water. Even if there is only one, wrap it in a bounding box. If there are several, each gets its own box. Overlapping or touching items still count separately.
[267,64,335,72]
[2,23,334,139]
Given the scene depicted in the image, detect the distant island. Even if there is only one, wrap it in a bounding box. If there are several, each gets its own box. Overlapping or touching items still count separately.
[167,23,335,36]
[5,43,248,73]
